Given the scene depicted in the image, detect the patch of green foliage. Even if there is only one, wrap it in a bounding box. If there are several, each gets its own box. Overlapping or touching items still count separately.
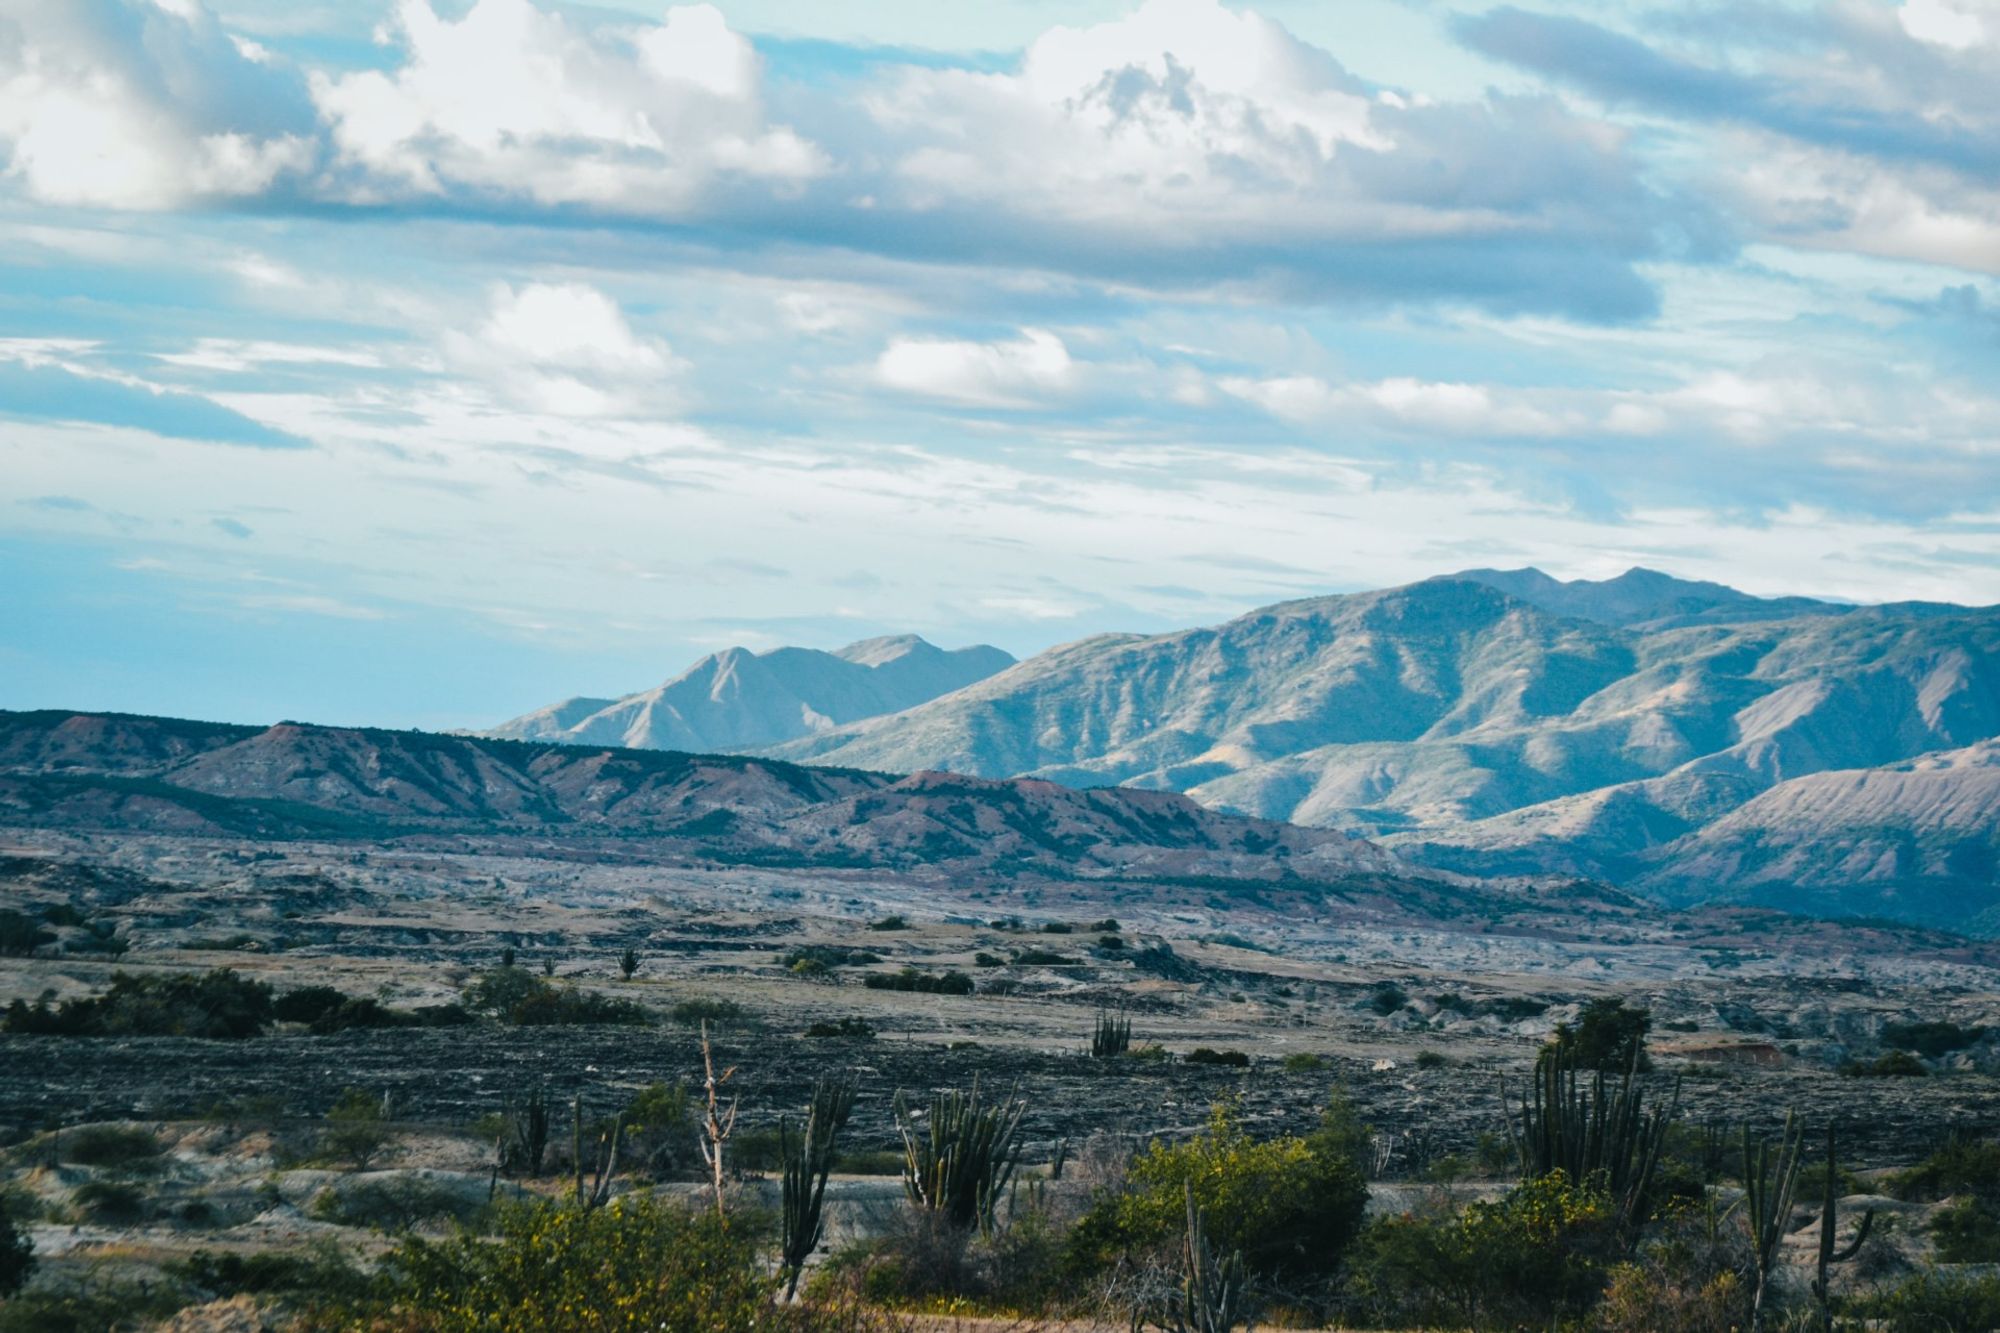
[310,1174,484,1233]
[0,911,54,956]
[71,1179,146,1223]
[804,1016,874,1039]
[667,997,745,1027]
[0,1277,186,1333]
[1346,1171,1622,1328]
[63,1124,160,1169]
[1066,1098,1369,1291]
[1184,1047,1250,1067]
[868,915,909,931]
[1367,983,1408,1016]
[461,967,648,1026]
[2,969,274,1038]
[0,1206,31,1297]
[1546,996,1652,1071]
[1849,1269,2000,1333]
[1281,1052,1328,1072]
[1841,1049,1928,1077]
[305,1196,805,1331]
[1882,1020,1987,1057]
[862,968,974,995]
[170,1245,365,1300]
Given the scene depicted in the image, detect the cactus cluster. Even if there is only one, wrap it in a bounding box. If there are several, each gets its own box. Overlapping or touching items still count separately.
[1501,1048,1678,1231]
[1164,1180,1249,1333]
[894,1080,1027,1235]
[1092,1008,1133,1058]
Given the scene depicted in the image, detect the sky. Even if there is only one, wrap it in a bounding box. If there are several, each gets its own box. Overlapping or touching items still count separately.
[2,0,1998,730]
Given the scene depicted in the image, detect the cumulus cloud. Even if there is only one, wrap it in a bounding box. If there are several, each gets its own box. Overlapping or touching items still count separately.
[311,0,824,211]
[0,0,317,207]
[442,281,685,418]
[876,328,1076,408]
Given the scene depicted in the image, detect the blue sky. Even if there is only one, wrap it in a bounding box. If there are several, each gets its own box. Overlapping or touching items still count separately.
[3,0,1998,729]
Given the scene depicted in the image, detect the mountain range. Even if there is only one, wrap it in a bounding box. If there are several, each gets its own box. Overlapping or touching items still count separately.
[492,568,1999,931]
[488,635,1013,753]
[0,710,1404,890]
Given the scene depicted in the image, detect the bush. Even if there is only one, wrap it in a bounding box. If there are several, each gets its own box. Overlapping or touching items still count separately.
[1282,1053,1328,1073]
[863,968,974,996]
[1547,996,1651,1071]
[1882,1020,1987,1057]
[71,1179,146,1223]
[309,1196,784,1330]
[0,1278,184,1333]
[324,1087,390,1168]
[1850,1269,2000,1332]
[804,1017,874,1039]
[1067,1099,1369,1292]
[1415,1050,1449,1070]
[1,969,274,1038]
[1084,919,1120,933]
[1010,948,1072,966]
[64,1124,160,1168]
[170,1245,364,1300]
[0,911,55,956]
[868,915,908,932]
[668,997,745,1027]
[1930,1195,2000,1262]
[1367,983,1408,1016]
[1842,1049,1929,1077]
[1889,1135,2000,1201]
[1184,1048,1250,1067]
[1345,1172,1621,1328]
[310,1174,484,1232]
[0,1208,31,1297]
[462,969,648,1026]
[274,985,349,1025]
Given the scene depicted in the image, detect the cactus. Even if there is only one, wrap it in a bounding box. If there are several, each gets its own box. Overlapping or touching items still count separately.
[571,1094,623,1211]
[894,1079,1027,1235]
[505,1085,550,1177]
[780,1072,857,1299]
[1092,1008,1133,1059]
[1501,1047,1678,1232]
[1742,1110,1806,1331]
[1810,1123,1874,1333]
[1163,1180,1249,1333]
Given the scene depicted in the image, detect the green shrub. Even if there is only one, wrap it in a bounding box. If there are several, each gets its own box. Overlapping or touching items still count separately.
[804,1016,874,1039]
[71,1179,145,1223]
[324,1087,390,1168]
[274,984,349,1025]
[0,911,55,956]
[1367,983,1408,1016]
[1095,935,1125,951]
[0,1208,30,1297]
[1547,996,1652,1071]
[1282,1053,1328,1073]
[1010,948,1071,966]
[170,1245,364,1299]
[1889,1135,2000,1200]
[64,1124,159,1168]
[1842,1049,1929,1077]
[1067,1099,1368,1290]
[1,969,274,1038]
[310,1174,483,1232]
[1882,1020,1987,1057]
[1184,1047,1249,1067]
[0,1278,184,1333]
[462,969,647,1026]
[1415,1050,1449,1070]
[779,945,884,970]
[863,968,973,995]
[309,1196,780,1331]
[972,952,1005,967]
[1040,922,1073,935]
[868,915,908,931]
[668,997,745,1027]
[1931,1196,2000,1262]
[1345,1171,1621,1328]
[1849,1268,2000,1332]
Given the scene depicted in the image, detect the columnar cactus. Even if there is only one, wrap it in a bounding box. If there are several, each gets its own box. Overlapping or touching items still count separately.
[1501,1047,1678,1232]
[894,1079,1027,1235]
[1810,1123,1875,1333]
[1742,1110,1806,1331]
[781,1072,857,1299]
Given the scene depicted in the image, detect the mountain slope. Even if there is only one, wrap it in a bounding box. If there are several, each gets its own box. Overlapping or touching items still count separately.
[489,635,1013,753]
[0,710,1397,885]
[761,573,2000,927]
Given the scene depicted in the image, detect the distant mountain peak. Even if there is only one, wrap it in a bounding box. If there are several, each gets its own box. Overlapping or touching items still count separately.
[487,635,1015,754]
[1440,565,1835,629]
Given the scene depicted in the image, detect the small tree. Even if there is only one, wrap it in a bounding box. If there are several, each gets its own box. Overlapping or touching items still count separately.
[697,1022,737,1220]
[325,1087,390,1169]
[499,945,516,969]
[619,947,640,980]
[1548,997,1652,1071]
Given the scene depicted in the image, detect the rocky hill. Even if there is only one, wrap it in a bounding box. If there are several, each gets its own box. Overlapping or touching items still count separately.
[488,635,1013,752]
[0,709,1397,886]
[762,570,2000,929]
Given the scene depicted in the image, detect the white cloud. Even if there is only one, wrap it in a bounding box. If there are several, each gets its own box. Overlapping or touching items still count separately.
[311,0,824,211]
[441,281,685,419]
[875,328,1075,408]
[0,0,316,207]
[1899,0,1989,49]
